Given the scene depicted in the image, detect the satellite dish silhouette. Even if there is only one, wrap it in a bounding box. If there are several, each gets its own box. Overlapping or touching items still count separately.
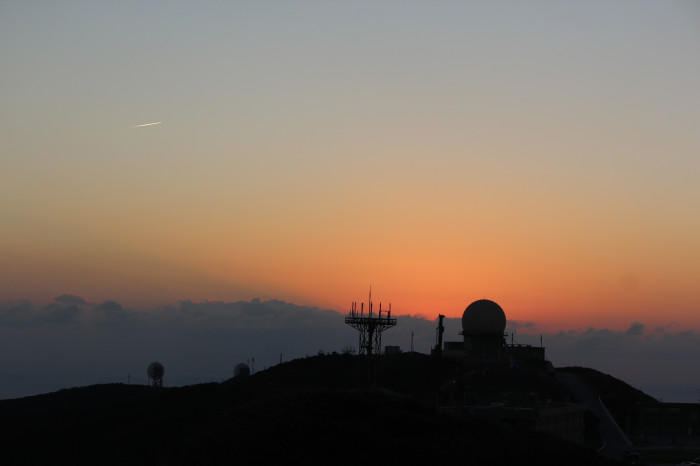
[234,362,250,378]
[147,361,164,387]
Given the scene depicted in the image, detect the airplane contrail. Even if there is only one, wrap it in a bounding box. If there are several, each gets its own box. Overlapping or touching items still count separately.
[133,121,162,128]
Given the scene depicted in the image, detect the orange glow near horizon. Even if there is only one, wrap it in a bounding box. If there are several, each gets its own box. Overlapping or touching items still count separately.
[3,168,700,333]
[3,177,699,333]
[2,2,699,333]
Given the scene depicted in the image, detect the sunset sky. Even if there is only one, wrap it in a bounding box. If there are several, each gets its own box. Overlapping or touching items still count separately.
[2,1,699,331]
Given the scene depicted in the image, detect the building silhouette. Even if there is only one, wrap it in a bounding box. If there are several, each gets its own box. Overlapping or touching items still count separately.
[435,299,545,365]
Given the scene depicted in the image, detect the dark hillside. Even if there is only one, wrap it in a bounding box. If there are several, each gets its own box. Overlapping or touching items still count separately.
[557,366,657,430]
[557,367,656,405]
[232,352,456,397]
[0,355,619,466]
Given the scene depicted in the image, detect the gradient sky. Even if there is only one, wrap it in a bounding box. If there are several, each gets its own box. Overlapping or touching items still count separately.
[2,1,699,330]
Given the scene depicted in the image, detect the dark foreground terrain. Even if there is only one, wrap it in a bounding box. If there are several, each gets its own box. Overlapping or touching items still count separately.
[1,353,622,466]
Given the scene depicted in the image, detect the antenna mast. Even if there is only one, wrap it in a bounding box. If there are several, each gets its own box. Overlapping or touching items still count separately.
[434,315,445,357]
[344,288,397,358]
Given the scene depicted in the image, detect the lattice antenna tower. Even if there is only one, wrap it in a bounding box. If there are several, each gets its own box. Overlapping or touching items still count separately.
[344,288,397,357]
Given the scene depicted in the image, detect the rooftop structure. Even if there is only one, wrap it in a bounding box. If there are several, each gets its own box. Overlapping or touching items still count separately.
[435,299,545,364]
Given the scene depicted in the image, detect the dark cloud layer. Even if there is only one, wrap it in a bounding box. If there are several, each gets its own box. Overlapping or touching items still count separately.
[1,296,699,402]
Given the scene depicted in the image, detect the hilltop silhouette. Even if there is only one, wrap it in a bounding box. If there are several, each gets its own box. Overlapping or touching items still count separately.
[0,353,627,466]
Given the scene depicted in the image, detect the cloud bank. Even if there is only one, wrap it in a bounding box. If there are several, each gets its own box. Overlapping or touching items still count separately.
[1,296,698,402]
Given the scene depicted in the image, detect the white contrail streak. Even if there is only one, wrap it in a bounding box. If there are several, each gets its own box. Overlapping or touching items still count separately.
[133,121,162,128]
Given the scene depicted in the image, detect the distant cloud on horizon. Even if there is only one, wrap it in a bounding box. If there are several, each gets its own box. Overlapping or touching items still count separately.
[1,295,699,402]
